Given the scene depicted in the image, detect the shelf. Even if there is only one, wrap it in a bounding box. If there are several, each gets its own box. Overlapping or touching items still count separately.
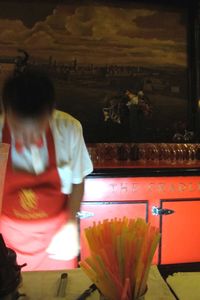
[88,162,200,177]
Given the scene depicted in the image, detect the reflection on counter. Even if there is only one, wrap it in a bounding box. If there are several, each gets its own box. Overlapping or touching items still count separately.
[19,266,176,300]
[87,143,200,168]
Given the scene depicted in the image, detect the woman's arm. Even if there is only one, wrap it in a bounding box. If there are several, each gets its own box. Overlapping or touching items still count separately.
[68,181,84,221]
[46,181,85,261]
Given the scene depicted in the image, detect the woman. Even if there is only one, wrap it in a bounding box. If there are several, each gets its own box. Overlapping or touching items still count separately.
[0,69,93,270]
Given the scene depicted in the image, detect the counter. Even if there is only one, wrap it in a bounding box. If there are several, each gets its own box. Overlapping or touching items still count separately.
[19,266,176,299]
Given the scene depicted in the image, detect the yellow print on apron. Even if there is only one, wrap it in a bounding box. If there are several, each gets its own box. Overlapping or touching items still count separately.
[19,189,38,212]
[13,189,48,219]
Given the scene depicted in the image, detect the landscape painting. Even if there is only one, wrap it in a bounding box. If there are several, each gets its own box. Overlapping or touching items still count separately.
[0,1,188,142]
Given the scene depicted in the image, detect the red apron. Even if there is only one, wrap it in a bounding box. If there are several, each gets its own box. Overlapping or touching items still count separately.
[0,121,77,270]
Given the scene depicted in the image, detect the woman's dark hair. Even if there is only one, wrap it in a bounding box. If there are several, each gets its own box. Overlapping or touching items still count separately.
[2,68,55,118]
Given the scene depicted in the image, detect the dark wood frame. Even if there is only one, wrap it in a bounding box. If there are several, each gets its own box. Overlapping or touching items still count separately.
[191,0,200,140]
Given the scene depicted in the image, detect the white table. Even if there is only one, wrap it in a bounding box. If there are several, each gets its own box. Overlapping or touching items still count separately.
[19,265,176,300]
[167,271,200,300]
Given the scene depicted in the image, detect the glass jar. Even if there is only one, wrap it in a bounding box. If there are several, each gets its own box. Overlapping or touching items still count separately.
[99,286,147,300]
[116,143,129,161]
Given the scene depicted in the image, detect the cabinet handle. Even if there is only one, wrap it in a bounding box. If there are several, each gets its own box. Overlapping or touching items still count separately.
[76,211,94,219]
[152,206,175,216]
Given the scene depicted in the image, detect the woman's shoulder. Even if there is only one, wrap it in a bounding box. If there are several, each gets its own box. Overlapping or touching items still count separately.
[51,109,82,132]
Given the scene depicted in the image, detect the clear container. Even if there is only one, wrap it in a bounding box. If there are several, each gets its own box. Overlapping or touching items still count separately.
[99,286,147,300]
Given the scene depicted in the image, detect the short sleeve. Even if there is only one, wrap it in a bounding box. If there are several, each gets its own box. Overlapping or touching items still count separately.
[51,110,93,192]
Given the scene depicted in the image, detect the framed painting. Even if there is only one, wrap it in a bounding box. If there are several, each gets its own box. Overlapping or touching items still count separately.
[0,0,197,143]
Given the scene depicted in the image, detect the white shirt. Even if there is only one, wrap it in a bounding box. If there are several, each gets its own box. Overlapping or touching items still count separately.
[0,110,93,194]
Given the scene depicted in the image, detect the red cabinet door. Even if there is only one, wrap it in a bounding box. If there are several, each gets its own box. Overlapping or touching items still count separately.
[160,199,200,264]
[80,201,148,260]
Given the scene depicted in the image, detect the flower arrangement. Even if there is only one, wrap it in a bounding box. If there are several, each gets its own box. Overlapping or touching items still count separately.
[103,90,152,125]
[125,90,152,117]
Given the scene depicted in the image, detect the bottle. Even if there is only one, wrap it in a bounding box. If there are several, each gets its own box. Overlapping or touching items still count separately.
[129,143,139,161]
[116,143,129,161]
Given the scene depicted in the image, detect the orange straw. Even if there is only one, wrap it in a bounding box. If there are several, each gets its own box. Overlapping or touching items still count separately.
[120,277,131,300]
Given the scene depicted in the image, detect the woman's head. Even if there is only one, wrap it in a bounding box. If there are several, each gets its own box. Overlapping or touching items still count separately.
[2,68,55,118]
[2,69,56,149]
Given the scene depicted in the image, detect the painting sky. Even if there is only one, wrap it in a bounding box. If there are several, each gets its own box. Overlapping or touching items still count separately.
[0,2,187,67]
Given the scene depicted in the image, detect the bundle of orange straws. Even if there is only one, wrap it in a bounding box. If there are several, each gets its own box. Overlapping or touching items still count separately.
[79,217,160,300]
